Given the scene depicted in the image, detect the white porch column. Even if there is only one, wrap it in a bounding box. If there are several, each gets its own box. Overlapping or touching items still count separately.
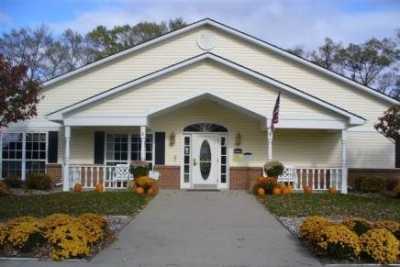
[140,126,146,161]
[21,133,26,181]
[341,129,348,194]
[63,126,71,192]
[267,127,273,161]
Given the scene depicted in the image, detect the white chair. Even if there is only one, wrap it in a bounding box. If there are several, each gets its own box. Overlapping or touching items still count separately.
[149,170,160,180]
[278,167,298,187]
[113,164,131,184]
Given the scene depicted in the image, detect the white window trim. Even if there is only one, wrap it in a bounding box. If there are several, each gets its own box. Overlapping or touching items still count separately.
[0,132,48,180]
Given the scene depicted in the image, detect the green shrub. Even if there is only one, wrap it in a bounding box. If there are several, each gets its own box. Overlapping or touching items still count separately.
[263,161,284,177]
[4,176,23,188]
[26,174,54,190]
[355,176,385,193]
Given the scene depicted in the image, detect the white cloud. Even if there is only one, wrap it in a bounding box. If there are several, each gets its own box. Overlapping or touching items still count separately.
[49,0,400,49]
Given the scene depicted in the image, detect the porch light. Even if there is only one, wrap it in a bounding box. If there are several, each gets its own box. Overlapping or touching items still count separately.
[169,131,176,146]
[235,132,241,146]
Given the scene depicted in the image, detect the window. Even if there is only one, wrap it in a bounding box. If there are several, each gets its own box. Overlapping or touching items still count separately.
[106,134,128,165]
[26,133,46,175]
[183,123,227,132]
[220,136,227,183]
[183,136,191,183]
[2,133,23,178]
[1,132,47,179]
[131,134,153,162]
[105,132,153,165]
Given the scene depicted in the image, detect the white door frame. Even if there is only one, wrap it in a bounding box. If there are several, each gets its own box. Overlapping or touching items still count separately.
[181,132,229,190]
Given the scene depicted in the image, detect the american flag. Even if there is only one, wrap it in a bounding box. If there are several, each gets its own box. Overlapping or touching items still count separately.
[271,92,281,131]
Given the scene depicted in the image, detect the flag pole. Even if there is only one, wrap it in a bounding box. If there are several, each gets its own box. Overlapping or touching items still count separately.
[267,128,273,161]
[268,92,281,161]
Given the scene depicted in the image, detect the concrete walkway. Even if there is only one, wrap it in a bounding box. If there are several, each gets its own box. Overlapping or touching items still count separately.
[1,190,321,267]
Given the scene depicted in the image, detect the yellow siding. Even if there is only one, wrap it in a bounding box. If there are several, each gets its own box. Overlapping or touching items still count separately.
[71,61,344,123]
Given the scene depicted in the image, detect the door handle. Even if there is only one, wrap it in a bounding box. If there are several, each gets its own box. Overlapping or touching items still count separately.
[193,158,197,166]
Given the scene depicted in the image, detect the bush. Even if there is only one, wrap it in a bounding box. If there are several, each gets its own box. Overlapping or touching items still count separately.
[0,213,109,260]
[4,176,23,188]
[263,161,284,177]
[42,214,75,238]
[7,216,44,251]
[316,224,361,259]
[299,216,332,243]
[0,181,10,196]
[134,176,155,190]
[360,228,400,264]
[47,220,90,260]
[0,223,7,248]
[374,220,400,239]
[26,174,54,190]
[342,218,373,235]
[354,176,385,193]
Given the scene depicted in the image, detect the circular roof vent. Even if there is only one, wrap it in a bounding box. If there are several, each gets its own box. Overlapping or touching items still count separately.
[197,33,216,51]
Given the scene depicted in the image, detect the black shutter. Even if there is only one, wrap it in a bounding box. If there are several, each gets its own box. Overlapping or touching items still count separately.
[47,131,58,163]
[154,132,165,165]
[94,131,105,165]
[396,138,400,168]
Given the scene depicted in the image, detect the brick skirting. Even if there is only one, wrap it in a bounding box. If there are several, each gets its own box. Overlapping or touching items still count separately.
[229,167,263,190]
[348,168,400,190]
[155,165,180,189]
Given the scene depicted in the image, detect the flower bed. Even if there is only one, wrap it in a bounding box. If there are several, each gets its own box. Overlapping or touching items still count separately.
[283,216,400,264]
[0,213,118,261]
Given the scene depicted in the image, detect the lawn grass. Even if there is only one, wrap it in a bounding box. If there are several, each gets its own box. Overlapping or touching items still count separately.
[265,193,400,220]
[0,191,147,220]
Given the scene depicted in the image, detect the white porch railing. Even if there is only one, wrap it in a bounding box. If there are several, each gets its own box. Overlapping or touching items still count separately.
[278,167,344,192]
[69,165,132,190]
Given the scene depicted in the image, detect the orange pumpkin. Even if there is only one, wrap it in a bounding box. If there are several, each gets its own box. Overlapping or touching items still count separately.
[95,183,104,192]
[74,183,83,192]
[257,187,266,197]
[303,186,312,194]
[272,187,282,195]
[281,186,290,195]
[147,184,159,196]
[328,187,337,194]
[135,187,145,195]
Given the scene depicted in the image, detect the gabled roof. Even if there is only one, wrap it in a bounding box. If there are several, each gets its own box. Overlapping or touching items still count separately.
[42,18,398,105]
[47,52,366,125]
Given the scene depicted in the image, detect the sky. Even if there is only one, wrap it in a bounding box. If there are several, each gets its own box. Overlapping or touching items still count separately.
[0,0,399,50]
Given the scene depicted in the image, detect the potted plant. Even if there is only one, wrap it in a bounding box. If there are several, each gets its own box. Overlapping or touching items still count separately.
[263,160,284,181]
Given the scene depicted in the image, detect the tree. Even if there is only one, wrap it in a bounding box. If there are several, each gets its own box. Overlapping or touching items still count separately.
[336,38,398,86]
[0,26,54,81]
[310,38,342,71]
[375,105,400,167]
[0,55,40,128]
[287,46,307,57]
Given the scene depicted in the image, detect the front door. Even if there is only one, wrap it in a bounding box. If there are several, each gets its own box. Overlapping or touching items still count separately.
[192,134,219,187]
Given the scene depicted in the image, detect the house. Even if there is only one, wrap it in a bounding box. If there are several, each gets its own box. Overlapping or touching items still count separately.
[1,18,397,192]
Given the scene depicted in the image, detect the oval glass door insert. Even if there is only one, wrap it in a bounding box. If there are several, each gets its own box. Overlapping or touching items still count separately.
[199,140,211,180]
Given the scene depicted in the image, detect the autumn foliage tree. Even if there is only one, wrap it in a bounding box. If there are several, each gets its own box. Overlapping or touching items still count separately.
[0,55,40,128]
[375,105,400,167]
